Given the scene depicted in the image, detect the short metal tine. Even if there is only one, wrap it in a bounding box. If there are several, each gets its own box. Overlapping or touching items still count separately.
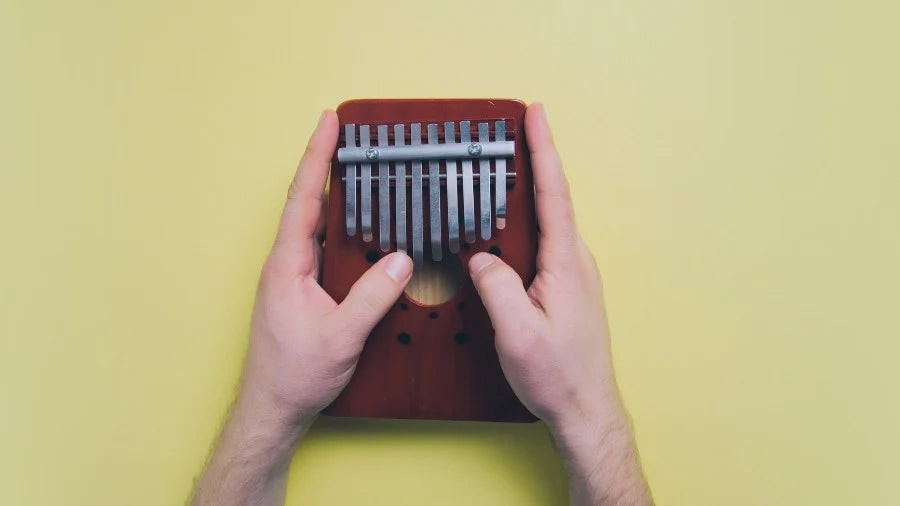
[478,122,492,240]
[344,124,357,236]
[444,122,460,253]
[360,125,373,242]
[427,123,442,262]
[377,125,390,251]
[494,120,507,229]
[460,121,476,243]
[393,124,407,254]
[410,124,424,265]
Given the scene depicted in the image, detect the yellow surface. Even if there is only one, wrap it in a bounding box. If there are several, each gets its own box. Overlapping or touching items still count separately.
[2,1,898,504]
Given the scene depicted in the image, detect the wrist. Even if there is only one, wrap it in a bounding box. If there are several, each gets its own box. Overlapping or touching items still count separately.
[548,391,651,505]
[547,380,629,446]
[192,386,314,505]
[233,381,316,439]
[549,401,633,469]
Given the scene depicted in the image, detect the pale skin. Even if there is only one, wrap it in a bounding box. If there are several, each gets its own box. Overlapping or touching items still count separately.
[190,104,652,506]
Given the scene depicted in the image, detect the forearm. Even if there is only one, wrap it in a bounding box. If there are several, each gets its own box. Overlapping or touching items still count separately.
[551,401,652,506]
[191,389,311,506]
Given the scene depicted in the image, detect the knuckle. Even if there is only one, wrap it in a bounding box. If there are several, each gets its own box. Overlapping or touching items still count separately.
[352,283,387,316]
[303,140,319,158]
[577,240,604,287]
[322,328,363,365]
[500,322,545,361]
[547,201,577,235]
[478,263,512,288]
[286,177,302,200]
[579,240,598,268]
[303,138,329,162]
[559,200,576,226]
[259,257,281,284]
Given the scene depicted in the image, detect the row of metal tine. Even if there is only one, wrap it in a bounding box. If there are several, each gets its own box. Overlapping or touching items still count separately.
[341,120,512,264]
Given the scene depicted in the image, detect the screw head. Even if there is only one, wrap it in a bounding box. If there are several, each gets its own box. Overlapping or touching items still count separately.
[467,143,482,157]
[365,147,379,160]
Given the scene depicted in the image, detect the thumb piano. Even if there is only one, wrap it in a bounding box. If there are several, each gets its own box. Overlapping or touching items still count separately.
[322,99,537,422]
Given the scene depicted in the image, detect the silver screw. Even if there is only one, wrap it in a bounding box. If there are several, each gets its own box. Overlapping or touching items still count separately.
[467,143,482,157]
[365,147,379,161]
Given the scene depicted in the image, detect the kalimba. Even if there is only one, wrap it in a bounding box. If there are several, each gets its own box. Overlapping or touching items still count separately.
[322,99,537,422]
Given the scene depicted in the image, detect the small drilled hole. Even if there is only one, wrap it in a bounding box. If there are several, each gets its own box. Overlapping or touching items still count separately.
[397,332,411,345]
[454,332,469,345]
[399,302,409,311]
[488,245,502,257]
[457,302,466,311]
[428,311,439,319]
[366,250,380,263]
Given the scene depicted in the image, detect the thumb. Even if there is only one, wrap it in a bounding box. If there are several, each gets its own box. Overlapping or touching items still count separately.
[468,253,537,335]
[326,252,413,340]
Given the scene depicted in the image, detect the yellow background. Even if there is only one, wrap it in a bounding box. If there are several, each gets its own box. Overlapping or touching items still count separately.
[2,1,898,504]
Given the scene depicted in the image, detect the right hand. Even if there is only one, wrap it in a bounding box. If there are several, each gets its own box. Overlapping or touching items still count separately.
[468,103,622,434]
[468,103,651,505]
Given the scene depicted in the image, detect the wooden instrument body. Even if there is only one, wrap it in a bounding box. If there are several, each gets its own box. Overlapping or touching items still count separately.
[322,99,537,422]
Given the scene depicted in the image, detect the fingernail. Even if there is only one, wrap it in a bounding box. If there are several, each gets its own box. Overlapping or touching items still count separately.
[317,109,329,126]
[468,252,495,276]
[384,252,413,282]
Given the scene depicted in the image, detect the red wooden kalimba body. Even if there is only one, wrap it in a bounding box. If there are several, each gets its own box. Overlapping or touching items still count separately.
[322,99,537,422]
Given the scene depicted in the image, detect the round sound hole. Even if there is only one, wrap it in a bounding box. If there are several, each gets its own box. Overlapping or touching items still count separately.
[404,251,464,306]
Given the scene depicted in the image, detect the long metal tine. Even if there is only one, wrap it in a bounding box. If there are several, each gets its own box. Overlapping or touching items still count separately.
[494,120,507,230]
[460,121,476,243]
[344,123,357,236]
[377,125,390,251]
[410,124,424,265]
[478,122,492,240]
[444,122,460,253]
[393,124,407,254]
[427,123,442,261]
[360,125,373,242]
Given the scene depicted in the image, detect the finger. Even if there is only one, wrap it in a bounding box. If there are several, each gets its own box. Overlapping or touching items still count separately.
[273,110,338,262]
[468,253,541,334]
[525,103,579,255]
[325,252,413,342]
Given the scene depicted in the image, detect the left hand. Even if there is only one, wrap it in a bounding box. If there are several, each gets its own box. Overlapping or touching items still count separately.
[241,109,413,425]
[192,110,413,506]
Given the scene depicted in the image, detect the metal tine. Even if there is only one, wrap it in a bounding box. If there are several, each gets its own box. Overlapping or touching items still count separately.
[427,124,442,262]
[494,120,507,229]
[360,125,373,242]
[377,125,390,251]
[444,122,460,253]
[344,124,357,236]
[393,124,408,254]
[410,124,424,265]
[478,122,492,240]
[460,121,476,243]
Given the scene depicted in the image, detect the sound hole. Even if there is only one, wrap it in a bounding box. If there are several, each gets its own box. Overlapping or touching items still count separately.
[404,251,464,306]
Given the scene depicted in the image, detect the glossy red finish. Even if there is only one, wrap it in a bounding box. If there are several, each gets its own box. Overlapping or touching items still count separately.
[322,99,537,422]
